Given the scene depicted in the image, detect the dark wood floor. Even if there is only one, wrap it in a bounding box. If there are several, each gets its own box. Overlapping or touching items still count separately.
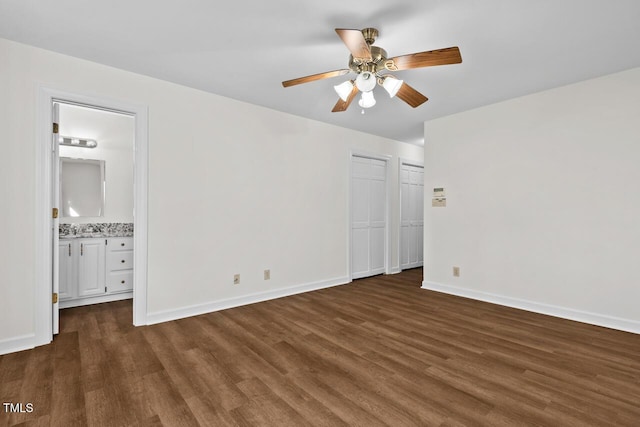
[2,268,640,426]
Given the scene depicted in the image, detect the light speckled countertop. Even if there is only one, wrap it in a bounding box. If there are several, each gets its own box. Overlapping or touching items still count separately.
[60,232,133,240]
[59,222,134,240]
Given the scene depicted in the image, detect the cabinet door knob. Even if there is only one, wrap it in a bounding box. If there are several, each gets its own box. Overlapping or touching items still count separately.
[121,280,125,284]
[121,260,125,263]
[121,243,125,246]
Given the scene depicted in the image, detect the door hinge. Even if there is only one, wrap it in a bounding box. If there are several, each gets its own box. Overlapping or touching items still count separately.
[52,293,58,304]
[53,123,59,134]
[52,208,59,219]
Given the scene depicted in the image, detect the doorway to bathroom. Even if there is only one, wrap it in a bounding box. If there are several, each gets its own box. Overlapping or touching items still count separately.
[55,102,135,319]
[35,87,149,347]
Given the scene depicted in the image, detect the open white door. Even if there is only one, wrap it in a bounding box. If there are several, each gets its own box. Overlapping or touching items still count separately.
[52,102,60,334]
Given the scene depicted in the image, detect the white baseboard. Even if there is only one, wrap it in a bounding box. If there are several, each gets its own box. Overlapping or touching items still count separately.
[421,281,640,335]
[388,267,401,274]
[146,276,351,325]
[59,291,132,309]
[397,263,423,273]
[0,334,35,356]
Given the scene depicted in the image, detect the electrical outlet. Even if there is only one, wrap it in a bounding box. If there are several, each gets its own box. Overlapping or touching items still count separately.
[234,274,240,285]
[453,266,460,277]
[264,269,270,280]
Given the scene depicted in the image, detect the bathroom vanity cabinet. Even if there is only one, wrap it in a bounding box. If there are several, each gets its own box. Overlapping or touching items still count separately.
[58,236,133,308]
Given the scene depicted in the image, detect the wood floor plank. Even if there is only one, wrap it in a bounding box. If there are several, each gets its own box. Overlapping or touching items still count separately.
[284,370,387,426]
[15,346,54,425]
[142,370,200,427]
[2,268,640,426]
[231,377,310,426]
[181,348,246,412]
[49,332,87,426]
[183,395,239,427]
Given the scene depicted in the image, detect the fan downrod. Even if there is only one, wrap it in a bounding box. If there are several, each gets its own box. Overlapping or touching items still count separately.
[361,28,379,45]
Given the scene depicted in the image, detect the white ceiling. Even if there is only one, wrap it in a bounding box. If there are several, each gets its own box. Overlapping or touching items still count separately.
[2,0,640,145]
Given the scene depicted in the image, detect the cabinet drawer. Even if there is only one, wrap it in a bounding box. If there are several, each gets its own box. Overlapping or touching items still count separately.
[107,271,133,293]
[107,250,133,271]
[109,237,133,251]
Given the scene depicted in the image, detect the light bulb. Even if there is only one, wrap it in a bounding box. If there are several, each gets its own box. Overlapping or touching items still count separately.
[358,91,376,108]
[355,71,376,92]
[382,77,404,98]
[334,80,354,102]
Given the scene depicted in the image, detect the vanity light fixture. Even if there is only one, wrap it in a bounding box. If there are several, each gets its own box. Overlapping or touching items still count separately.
[58,136,98,149]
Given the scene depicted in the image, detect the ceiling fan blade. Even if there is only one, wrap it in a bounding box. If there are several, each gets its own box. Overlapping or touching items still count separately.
[386,47,462,71]
[331,83,359,112]
[282,69,350,88]
[396,82,428,108]
[335,29,372,61]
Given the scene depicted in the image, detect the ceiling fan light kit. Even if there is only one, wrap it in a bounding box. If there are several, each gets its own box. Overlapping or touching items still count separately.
[283,27,462,113]
[334,80,355,102]
[381,76,404,98]
[358,91,376,109]
[355,71,377,92]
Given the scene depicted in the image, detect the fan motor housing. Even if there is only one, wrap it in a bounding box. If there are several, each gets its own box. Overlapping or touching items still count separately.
[348,46,388,73]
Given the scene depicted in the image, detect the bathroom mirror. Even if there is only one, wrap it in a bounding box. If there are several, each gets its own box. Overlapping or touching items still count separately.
[60,157,105,217]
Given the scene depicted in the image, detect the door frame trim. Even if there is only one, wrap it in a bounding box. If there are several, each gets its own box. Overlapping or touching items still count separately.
[398,158,425,271]
[35,86,149,347]
[348,150,392,281]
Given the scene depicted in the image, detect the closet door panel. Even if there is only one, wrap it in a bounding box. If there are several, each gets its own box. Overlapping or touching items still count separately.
[352,228,370,278]
[400,164,424,270]
[351,156,387,279]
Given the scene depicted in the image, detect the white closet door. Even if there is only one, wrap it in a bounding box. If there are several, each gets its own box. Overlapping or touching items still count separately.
[400,164,424,270]
[352,156,387,279]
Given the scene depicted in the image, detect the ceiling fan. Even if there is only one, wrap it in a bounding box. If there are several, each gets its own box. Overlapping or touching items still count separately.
[282,28,462,112]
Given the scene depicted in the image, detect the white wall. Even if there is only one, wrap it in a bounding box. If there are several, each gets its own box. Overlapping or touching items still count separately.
[0,38,423,350]
[59,103,134,224]
[423,67,640,333]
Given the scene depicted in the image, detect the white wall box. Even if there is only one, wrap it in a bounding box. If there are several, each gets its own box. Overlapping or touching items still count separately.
[59,237,134,308]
